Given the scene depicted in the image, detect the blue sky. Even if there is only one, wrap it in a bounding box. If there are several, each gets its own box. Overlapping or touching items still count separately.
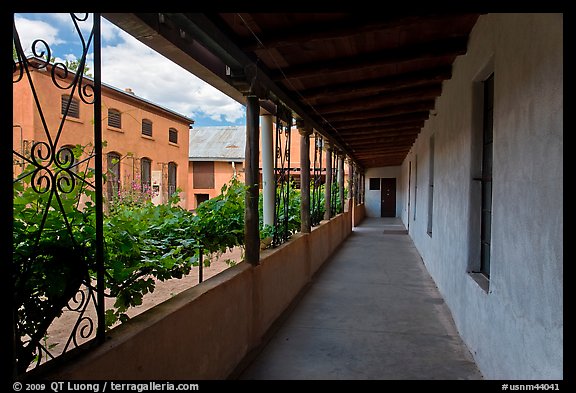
[14,13,246,127]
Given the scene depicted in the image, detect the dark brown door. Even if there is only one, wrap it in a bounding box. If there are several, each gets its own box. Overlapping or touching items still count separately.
[381,178,396,217]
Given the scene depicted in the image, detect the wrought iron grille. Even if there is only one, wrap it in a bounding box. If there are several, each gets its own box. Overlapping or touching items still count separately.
[12,13,104,376]
[311,133,324,226]
[272,116,293,247]
[353,165,359,204]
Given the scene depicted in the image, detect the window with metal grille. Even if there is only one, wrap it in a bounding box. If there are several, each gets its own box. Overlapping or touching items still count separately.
[61,95,80,118]
[193,161,214,189]
[108,108,121,128]
[142,119,153,137]
[168,162,177,196]
[369,178,380,190]
[168,128,178,144]
[141,157,152,194]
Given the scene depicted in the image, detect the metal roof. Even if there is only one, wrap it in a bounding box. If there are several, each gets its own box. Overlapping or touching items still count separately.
[189,126,245,162]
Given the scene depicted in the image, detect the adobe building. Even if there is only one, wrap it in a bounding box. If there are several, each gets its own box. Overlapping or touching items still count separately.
[13,57,193,209]
[10,13,562,381]
[188,125,246,209]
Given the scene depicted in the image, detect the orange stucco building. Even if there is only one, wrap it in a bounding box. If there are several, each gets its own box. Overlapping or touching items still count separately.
[13,58,193,209]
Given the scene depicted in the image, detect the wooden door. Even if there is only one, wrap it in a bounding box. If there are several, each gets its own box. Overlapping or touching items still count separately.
[380,178,396,217]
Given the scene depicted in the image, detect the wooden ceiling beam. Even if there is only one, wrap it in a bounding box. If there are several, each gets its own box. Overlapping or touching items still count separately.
[271,35,469,81]
[347,139,417,149]
[321,102,434,123]
[313,84,442,114]
[240,13,470,51]
[299,65,452,100]
[340,130,421,141]
[332,113,428,130]
[332,119,425,131]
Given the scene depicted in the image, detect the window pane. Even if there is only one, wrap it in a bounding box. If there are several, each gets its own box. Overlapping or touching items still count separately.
[108,109,121,128]
[107,153,120,201]
[168,162,177,196]
[141,158,151,193]
[369,178,380,190]
[61,95,80,118]
[169,128,178,144]
[142,119,153,136]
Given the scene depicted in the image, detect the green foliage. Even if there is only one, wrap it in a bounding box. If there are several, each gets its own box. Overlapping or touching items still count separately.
[12,145,247,372]
[102,194,199,325]
[193,177,247,260]
[13,147,98,373]
[13,141,349,372]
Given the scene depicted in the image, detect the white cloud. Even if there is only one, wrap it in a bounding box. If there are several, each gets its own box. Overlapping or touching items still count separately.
[15,14,245,125]
[14,15,65,57]
[100,18,245,123]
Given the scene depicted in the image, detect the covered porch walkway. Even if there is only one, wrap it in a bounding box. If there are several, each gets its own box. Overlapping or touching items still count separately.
[238,217,483,380]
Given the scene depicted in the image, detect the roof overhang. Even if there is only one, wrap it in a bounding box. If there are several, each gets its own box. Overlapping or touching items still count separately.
[103,12,483,169]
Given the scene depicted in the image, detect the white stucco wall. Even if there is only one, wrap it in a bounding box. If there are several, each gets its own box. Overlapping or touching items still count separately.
[364,166,401,217]
[399,13,563,379]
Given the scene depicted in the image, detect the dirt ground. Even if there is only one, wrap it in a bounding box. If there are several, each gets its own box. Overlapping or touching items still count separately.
[35,247,243,366]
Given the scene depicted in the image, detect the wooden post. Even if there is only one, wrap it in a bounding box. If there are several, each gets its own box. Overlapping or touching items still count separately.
[324,140,332,220]
[338,153,345,213]
[298,122,312,233]
[244,95,260,265]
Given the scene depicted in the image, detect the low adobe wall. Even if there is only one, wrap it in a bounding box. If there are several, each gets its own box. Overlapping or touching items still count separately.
[44,211,352,380]
[353,203,366,227]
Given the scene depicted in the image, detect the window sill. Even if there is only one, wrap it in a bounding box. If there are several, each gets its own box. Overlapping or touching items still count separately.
[61,115,83,124]
[141,135,155,141]
[468,272,490,293]
[168,142,179,147]
[107,126,124,133]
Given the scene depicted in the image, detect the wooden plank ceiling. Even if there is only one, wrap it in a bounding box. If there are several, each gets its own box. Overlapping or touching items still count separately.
[212,13,481,168]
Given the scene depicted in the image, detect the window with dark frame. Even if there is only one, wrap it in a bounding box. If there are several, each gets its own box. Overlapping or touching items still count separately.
[61,95,80,118]
[168,162,177,197]
[107,108,121,128]
[369,178,380,190]
[140,157,152,194]
[427,136,435,236]
[106,152,121,202]
[168,128,178,144]
[142,119,153,137]
[195,193,210,207]
[479,73,494,278]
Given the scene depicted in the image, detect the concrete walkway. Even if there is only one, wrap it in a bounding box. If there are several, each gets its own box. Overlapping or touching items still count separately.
[238,217,483,380]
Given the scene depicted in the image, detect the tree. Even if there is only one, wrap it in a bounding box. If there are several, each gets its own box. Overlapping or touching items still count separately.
[12,43,92,77]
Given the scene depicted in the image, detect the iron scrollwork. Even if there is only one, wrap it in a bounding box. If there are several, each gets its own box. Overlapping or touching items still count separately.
[273,116,293,247]
[12,13,103,375]
[311,134,324,226]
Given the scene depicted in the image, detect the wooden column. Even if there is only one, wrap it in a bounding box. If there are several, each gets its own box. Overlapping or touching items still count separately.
[324,140,332,220]
[298,122,312,233]
[244,95,260,265]
[347,158,354,205]
[338,153,345,213]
